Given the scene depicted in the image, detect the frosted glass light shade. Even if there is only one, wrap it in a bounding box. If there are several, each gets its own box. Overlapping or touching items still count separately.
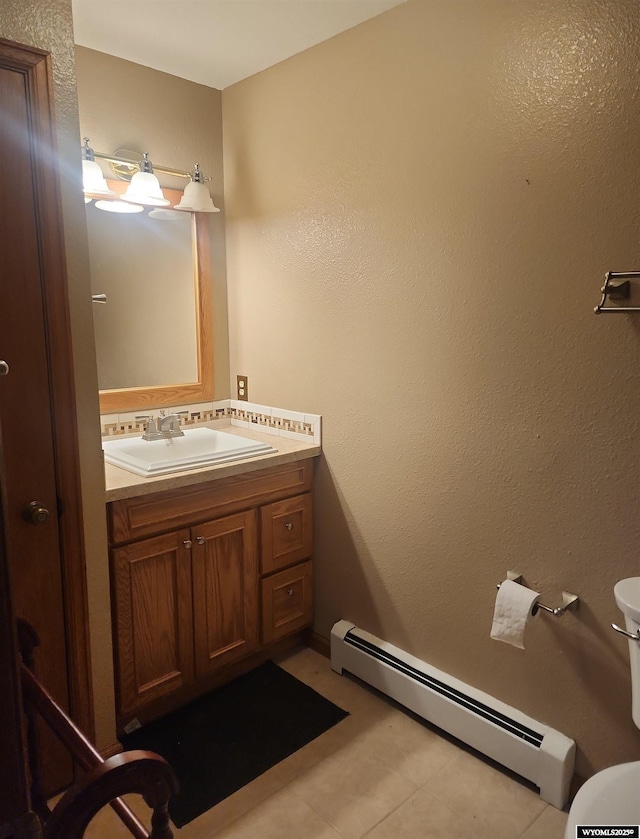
[121,171,170,207]
[148,209,183,220]
[95,199,144,214]
[82,159,115,196]
[175,181,220,213]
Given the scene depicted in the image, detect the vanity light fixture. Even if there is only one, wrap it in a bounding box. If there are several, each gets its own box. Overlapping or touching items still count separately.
[174,164,221,213]
[81,139,221,213]
[81,138,116,198]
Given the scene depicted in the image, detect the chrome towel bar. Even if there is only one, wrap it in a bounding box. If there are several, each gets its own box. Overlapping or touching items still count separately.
[594,271,640,313]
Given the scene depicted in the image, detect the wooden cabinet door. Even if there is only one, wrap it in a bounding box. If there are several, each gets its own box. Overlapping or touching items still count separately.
[112,530,194,718]
[191,510,259,678]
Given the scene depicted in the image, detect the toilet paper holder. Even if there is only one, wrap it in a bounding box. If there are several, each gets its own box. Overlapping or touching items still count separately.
[496,572,579,617]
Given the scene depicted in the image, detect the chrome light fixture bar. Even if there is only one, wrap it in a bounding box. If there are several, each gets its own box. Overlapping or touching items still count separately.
[81,139,220,213]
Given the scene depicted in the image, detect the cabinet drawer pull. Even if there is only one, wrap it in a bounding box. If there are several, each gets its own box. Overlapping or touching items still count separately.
[286,588,294,596]
[196,536,205,545]
[183,539,192,549]
[284,522,294,531]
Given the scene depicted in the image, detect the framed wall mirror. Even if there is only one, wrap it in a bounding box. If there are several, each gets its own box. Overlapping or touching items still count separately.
[88,180,213,414]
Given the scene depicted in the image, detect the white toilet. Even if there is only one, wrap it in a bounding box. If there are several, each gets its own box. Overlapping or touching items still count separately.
[565,577,640,837]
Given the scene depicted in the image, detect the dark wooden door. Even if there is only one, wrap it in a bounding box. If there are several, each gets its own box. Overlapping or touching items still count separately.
[0,425,32,826]
[0,38,93,794]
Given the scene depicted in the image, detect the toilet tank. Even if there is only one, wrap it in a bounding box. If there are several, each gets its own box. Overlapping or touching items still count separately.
[614,577,640,729]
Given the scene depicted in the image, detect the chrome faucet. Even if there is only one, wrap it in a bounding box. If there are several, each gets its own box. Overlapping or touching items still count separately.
[138,412,185,441]
[158,413,185,437]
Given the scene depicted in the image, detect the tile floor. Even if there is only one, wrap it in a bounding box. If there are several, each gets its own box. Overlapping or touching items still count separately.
[84,647,569,838]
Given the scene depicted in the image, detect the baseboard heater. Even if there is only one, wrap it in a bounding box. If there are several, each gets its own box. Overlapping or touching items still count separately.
[331,620,575,809]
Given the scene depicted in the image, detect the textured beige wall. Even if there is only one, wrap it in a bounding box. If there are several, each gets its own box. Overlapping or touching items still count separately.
[0,4,114,745]
[223,0,640,776]
[75,46,230,400]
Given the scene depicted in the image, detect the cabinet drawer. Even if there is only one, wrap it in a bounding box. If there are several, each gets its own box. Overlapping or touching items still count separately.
[261,560,313,644]
[260,493,312,574]
[109,460,313,544]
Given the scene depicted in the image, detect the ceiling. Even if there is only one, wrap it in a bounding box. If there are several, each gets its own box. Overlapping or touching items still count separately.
[71,0,406,90]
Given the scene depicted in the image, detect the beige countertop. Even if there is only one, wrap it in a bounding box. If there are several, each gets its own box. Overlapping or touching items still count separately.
[104,422,321,502]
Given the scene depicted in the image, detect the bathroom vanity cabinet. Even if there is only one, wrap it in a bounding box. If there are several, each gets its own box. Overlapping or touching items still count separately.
[106,458,314,728]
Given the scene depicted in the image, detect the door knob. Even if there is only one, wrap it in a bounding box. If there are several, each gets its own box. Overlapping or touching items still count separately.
[0,360,8,376]
[24,501,49,525]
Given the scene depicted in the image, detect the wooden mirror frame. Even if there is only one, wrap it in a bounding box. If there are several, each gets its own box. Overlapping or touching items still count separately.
[94,179,214,414]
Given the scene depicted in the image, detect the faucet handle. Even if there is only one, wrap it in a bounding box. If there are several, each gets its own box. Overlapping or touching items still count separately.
[137,415,154,431]
[140,416,159,439]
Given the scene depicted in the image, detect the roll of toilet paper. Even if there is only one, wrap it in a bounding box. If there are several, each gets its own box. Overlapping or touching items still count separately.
[490,579,540,649]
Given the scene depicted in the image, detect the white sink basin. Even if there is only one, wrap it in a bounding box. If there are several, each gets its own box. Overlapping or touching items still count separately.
[103,427,276,476]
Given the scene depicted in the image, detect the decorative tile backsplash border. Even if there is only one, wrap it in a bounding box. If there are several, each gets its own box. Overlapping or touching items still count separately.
[100,399,321,445]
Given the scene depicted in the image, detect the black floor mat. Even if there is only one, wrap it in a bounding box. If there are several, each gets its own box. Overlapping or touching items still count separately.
[120,660,349,827]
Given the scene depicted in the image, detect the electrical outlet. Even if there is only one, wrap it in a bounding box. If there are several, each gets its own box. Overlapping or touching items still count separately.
[236,374,248,401]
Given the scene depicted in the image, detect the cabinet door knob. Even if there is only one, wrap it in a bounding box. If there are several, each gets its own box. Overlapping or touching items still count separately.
[286,588,294,596]
[284,522,293,531]
[196,536,205,545]
[183,540,192,549]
